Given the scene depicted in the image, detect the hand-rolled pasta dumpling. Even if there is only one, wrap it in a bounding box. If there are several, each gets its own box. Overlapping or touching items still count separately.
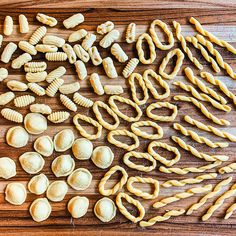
[51,155,75,177]
[46,180,68,202]
[94,197,116,222]
[24,113,47,135]
[0,157,16,179]
[30,198,51,222]
[91,146,114,169]
[28,173,49,195]
[72,138,93,160]
[6,126,29,148]
[67,168,92,190]
[67,196,89,218]
[5,182,27,205]
[54,129,74,152]
[34,135,54,157]
[19,152,45,174]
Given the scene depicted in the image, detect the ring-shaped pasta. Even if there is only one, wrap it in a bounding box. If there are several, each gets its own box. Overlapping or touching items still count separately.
[98,165,128,196]
[93,101,120,131]
[136,33,156,64]
[143,69,170,99]
[148,141,181,166]
[131,120,163,140]
[108,95,142,122]
[127,176,159,200]
[73,114,102,140]
[128,73,149,105]
[149,19,174,50]
[146,102,178,122]
[159,48,185,79]
[116,192,145,223]
[107,129,139,151]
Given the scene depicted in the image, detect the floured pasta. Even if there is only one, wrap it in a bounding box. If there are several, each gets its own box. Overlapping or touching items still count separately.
[36,13,57,27]
[47,111,70,123]
[0,68,8,81]
[68,29,87,42]
[126,23,136,43]
[73,44,90,62]
[62,43,77,64]
[111,43,128,63]
[29,26,47,45]
[4,16,13,36]
[88,46,102,65]
[97,21,114,35]
[63,13,84,29]
[1,42,17,63]
[74,60,87,80]
[19,14,29,33]
[90,73,104,95]
[99,29,120,48]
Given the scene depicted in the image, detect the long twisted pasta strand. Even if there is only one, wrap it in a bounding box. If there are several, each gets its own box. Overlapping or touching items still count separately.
[225,202,236,219]
[189,17,236,55]
[173,20,203,70]
[202,182,236,221]
[153,184,212,209]
[218,163,236,174]
[184,115,236,142]
[174,95,230,126]
[173,123,228,148]
[171,136,229,162]
[187,177,232,215]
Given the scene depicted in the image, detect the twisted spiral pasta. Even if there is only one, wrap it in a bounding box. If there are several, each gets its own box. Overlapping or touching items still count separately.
[1,108,23,123]
[122,58,139,78]
[47,111,70,123]
[46,78,64,97]
[28,83,46,96]
[218,162,236,174]
[29,26,47,45]
[225,202,236,219]
[14,95,35,107]
[45,52,68,61]
[73,92,93,108]
[60,94,77,112]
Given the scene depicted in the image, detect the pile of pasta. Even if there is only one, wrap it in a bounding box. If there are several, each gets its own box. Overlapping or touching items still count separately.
[1,12,236,226]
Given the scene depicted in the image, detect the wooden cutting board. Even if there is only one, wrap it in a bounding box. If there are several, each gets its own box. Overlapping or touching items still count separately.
[0,2,236,236]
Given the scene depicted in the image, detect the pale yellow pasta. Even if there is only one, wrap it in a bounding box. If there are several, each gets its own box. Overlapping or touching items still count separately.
[24,113,47,135]
[35,44,58,53]
[74,60,87,80]
[36,13,57,27]
[19,14,29,33]
[68,29,87,43]
[5,183,27,206]
[218,162,236,174]
[1,108,23,123]
[136,33,156,64]
[99,29,120,48]
[7,80,28,92]
[88,46,102,65]
[110,43,128,63]
[0,92,15,106]
[29,26,47,45]
[60,94,77,112]
[6,126,29,148]
[73,92,93,108]
[14,94,35,107]
[82,33,96,51]
[53,129,74,152]
[26,71,47,83]
[45,52,68,61]
[0,68,8,81]
[0,35,3,48]
[102,57,118,79]
[43,35,65,47]
[47,111,70,123]
[1,42,17,63]
[62,43,77,64]
[12,53,32,69]
[18,41,37,55]
[63,13,84,29]
[4,16,13,36]
[0,157,16,179]
[90,73,104,95]
[24,61,47,72]
[97,21,114,35]
[46,78,64,97]
[59,82,80,95]
[73,44,90,63]
[28,83,46,96]
[126,23,136,43]
[122,58,139,78]
[104,85,123,95]
[46,66,66,83]
[30,103,52,114]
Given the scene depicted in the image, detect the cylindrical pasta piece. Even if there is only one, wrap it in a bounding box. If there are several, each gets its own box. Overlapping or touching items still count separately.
[46,78,64,97]
[7,80,28,92]
[19,14,29,33]
[1,42,17,63]
[218,163,236,174]
[36,13,57,27]
[74,60,87,80]
[88,46,102,66]
[60,94,77,112]
[73,44,90,63]
[1,108,23,123]
[28,83,46,96]
[59,82,80,95]
[43,35,65,47]
[14,95,35,107]
[4,16,13,36]
[47,111,70,123]
[62,43,77,64]
[82,33,96,51]
[102,57,118,79]
[122,58,139,78]
[12,53,32,69]
[0,68,8,81]
[0,35,3,48]
[126,23,136,43]
[29,26,47,45]
[18,41,37,55]
[45,52,67,61]
[68,29,87,43]
[63,13,84,29]
[99,29,120,48]
[35,44,58,53]
[97,21,114,35]
[46,66,66,83]
[90,73,104,95]
[0,92,15,106]
[104,85,123,95]
[24,61,47,72]
[111,43,128,63]
[73,92,93,108]
[30,104,52,115]
[26,71,47,83]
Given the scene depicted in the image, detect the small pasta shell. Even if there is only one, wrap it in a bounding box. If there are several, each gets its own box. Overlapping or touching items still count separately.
[46,78,64,97]
[111,43,128,63]
[63,13,84,29]
[45,52,68,61]
[73,44,90,63]
[126,23,136,43]
[59,82,80,95]
[97,21,114,35]
[0,68,8,81]
[47,111,70,123]
[36,13,57,27]
[68,29,87,43]
[35,44,58,53]
[88,46,102,66]
[1,108,23,123]
[0,92,15,105]
[30,103,52,114]
[99,29,120,48]
[73,92,93,108]
[14,95,35,107]
[43,35,65,47]
[29,26,47,45]
[102,57,118,79]
[7,80,28,91]
[24,61,47,72]
[26,71,47,83]
[62,44,77,64]
[12,53,32,69]
[46,66,66,83]
[74,60,87,80]
[28,83,46,96]
[82,33,96,51]
[60,94,77,112]
[18,41,37,55]
[1,42,17,63]
[4,16,13,36]
[90,73,104,95]
[104,85,123,95]
[19,14,29,33]
[122,58,139,78]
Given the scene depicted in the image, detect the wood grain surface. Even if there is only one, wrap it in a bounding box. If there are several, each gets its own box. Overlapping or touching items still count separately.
[0,3,236,236]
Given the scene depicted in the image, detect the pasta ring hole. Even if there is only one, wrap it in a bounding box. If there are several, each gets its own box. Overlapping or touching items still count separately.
[163,54,178,74]
[129,156,154,167]
[115,134,137,146]
[132,182,155,195]
[152,24,170,45]
[151,146,176,161]
[150,106,173,117]
[102,171,124,190]
[97,106,117,126]
[115,100,139,121]
[133,78,146,101]
[140,40,151,60]
[145,74,167,95]
[121,198,141,218]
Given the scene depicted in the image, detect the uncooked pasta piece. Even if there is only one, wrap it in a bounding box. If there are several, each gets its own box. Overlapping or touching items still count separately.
[82,33,96,51]
[73,113,102,140]
[104,85,123,95]
[30,198,51,222]
[0,157,16,179]
[46,78,64,97]
[100,29,120,48]
[12,53,32,69]
[47,111,70,123]
[107,129,139,151]
[24,61,47,72]
[1,108,23,123]
[99,165,128,196]
[102,57,118,79]
[46,181,68,202]
[18,41,37,55]
[97,21,114,35]
[116,192,145,223]
[43,35,65,47]
[146,102,178,122]
[149,19,174,50]
[74,60,87,80]
[7,80,28,92]
[218,162,236,174]
[24,113,47,134]
[0,35,3,48]
[122,58,139,78]
[60,94,77,112]
[28,174,49,195]
[6,126,28,148]
[72,138,93,160]
[14,95,35,107]
[111,43,128,63]
[30,103,52,115]
[29,26,47,45]
[45,52,67,61]
[68,29,87,42]
[73,44,90,63]
[126,23,136,43]
[36,13,57,27]
[89,48,102,68]
[93,101,120,130]
[5,183,26,205]
[35,44,58,53]
[108,95,142,122]
[0,91,15,105]
[90,73,104,95]
[68,196,89,219]
[0,68,8,81]
[62,43,77,64]
[26,71,47,82]
[34,135,53,157]
[59,82,80,94]
[73,92,93,108]
[28,83,46,96]
[4,16,13,36]
[19,14,29,33]
[1,42,17,63]
[159,48,184,79]
[63,13,84,29]
[54,129,74,152]
[46,66,66,83]
[136,33,156,64]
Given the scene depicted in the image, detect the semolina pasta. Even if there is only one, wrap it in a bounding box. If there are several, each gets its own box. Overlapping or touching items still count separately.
[104,85,123,95]
[47,111,70,123]
[63,13,84,29]
[1,108,23,123]
[24,61,47,72]
[73,92,93,108]
[4,16,13,36]
[60,94,77,112]
[82,33,96,51]
[12,53,32,69]
[68,29,87,43]
[18,41,37,55]
[26,71,47,83]
[59,82,80,95]
[0,68,8,81]
[45,52,68,61]
[88,46,102,65]
[46,78,64,97]
[110,43,128,63]
[122,58,139,78]
[19,14,29,33]
[7,80,28,92]
[126,23,136,43]
[97,21,114,35]
[62,43,77,64]
[73,44,90,63]
[74,60,87,80]
[99,29,120,48]
[29,26,47,45]
[28,83,46,96]
[102,57,118,79]
[46,66,66,83]
[218,162,236,174]
[90,73,104,95]
[36,13,57,27]
[30,103,52,115]
[0,92,15,106]
[14,95,35,107]
[1,42,17,63]
[43,35,65,47]
[0,35,3,48]
[35,44,58,53]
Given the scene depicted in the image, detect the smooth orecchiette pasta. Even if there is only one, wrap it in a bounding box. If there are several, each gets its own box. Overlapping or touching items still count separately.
[88,46,102,65]
[46,78,64,97]
[28,173,49,195]
[62,43,77,64]
[54,129,74,152]
[46,181,68,202]
[47,111,70,123]
[73,113,102,140]
[126,23,136,43]
[218,163,236,174]
[149,19,174,50]
[98,165,128,196]
[30,104,52,115]
[46,66,66,83]
[45,52,68,61]
[59,82,80,95]
[72,138,93,160]
[34,135,53,157]
[4,16,13,36]
[97,21,114,35]
[146,102,178,121]
[28,83,46,96]
[1,42,17,63]
[136,33,156,64]
[24,113,47,134]
[0,68,8,81]
[26,71,47,82]
[6,126,29,148]
[74,60,87,80]
[122,58,139,78]
[82,33,96,51]
[116,192,145,223]
[68,196,89,219]
[12,53,32,69]
[63,13,84,29]
[36,13,57,27]
[7,80,28,92]
[99,29,120,48]
[14,95,35,107]
[68,29,87,43]
[5,183,27,205]
[73,44,90,62]
[0,157,16,179]
[1,108,23,123]
[159,48,184,79]
[29,26,47,45]
[0,91,15,105]
[43,35,65,47]
[19,41,37,55]
[19,14,29,33]
[104,85,123,95]
[73,92,93,108]
[90,73,104,95]
[111,43,128,63]
[60,94,77,112]
[102,57,118,79]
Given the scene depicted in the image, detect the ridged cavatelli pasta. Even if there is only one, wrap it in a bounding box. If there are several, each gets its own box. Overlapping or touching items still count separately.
[60,94,77,112]
[73,44,90,63]
[47,111,70,123]
[30,103,52,114]
[111,43,128,63]
[102,57,118,79]
[63,13,84,29]
[90,73,104,95]
[62,43,77,64]
[46,66,66,83]
[35,44,58,53]
[1,108,23,123]
[1,42,17,63]
[97,21,114,35]
[104,85,123,95]
[46,78,64,97]
[29,26,47,45]
[43,35,65,47]
[68,29,87,43]
[4,16,13,36]
[26,71,47,83]
[73,92,93,108]
[0,68,8,81]
[82,33,96,51]
[36,13,57,27]
[45,52,68,61]
[19,14,29,33]
[59,82,80,94]
[88,46,102,66]
[126,23,136,43]
[12,53,32,69]
[28,83,46,96]
[122,58,139,78]
[14,95,35,107]
[74,60,87,80]
[24,61,47,72]
[7,80,28,92]
[18,41,37,55]
[99,29,120,48]
[0,92,15,106]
